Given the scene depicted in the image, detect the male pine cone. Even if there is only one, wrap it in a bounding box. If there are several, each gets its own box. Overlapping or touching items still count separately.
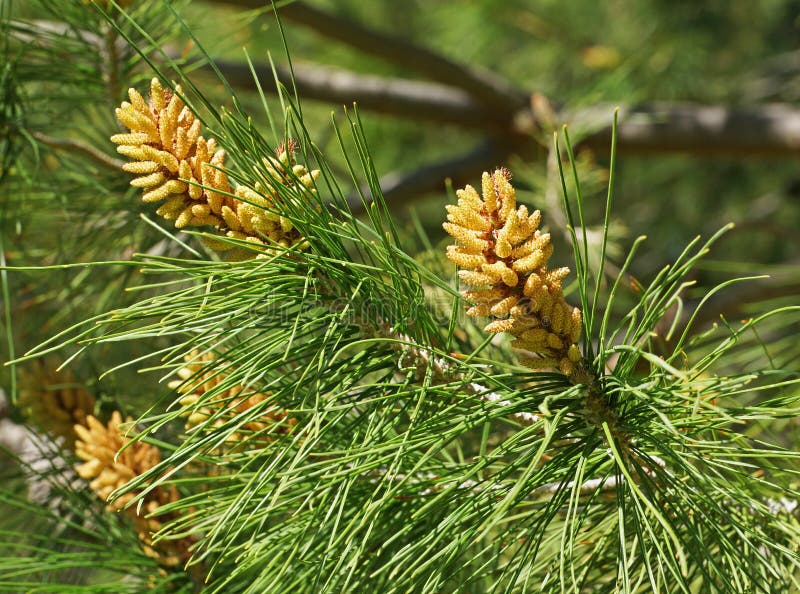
[111,78,319,250]
[170,350,295,443]
[444,168,583,375]
[74,412,186,566]
[18,362,95,448]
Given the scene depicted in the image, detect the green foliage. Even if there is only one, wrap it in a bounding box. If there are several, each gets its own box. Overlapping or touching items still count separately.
[1,1,799,593]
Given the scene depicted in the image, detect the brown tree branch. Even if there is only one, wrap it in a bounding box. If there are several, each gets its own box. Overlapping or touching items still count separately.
[31,132,125,170]
[214,0,527,113]
[247,69,800,157]
[574,103,800,157]
[212,54,800,159]
[213,60,503,128]
[344,102,800,209]
[206,4,800,158]
[22,19,800,160]
[346,140,510,214]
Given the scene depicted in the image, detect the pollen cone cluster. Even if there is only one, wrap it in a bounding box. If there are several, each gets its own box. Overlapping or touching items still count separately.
[74,412,187,567]
[444,168,583,375]
[170,350,295,443]
[112,78,320,251]
[18,363,95,448]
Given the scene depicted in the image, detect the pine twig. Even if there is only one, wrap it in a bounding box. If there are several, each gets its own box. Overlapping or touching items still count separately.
[383,329,540,426]
[0,391,75,507]
[31,131,125,170]
[575,103,800,157]
[348,140,510,214]
[218,0,527,113]
[212,60,498,128]
[102,22,121,104]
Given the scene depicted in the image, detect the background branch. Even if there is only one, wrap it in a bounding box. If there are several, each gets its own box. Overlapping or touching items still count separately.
[21,19,800,197]
[0,391,72,507]
[219,0,527,114]
[214,60,500,128]
[211,53,800,160]
[575,103,800,157]
[31,132,125,170]
[351,140,510,213]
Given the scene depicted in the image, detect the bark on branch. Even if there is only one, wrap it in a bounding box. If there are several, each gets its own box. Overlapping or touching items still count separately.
[575,103,800,157]
[216,0,527,113]
[357,140,510,211]
[214,60,501,128]
[212,53,800,159]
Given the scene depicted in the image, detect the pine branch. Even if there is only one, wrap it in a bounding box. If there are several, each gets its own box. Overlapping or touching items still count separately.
[102,22,122,103]
[575,102,800,157]
[213,60,500,128]
[0,391,74,507]
[213,53,800,158]
[217,0,527,113]
[352,101,800,206]
[377,327,540,426]
[22,20,800,166]
[209,3,800,160]
[348,140,510,213]
[31,131,125,170]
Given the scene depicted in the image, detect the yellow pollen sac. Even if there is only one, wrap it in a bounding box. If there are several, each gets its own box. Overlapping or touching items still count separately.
[547,267,571,284]
[142,183,174,203]
[559,358,576,376]
[111,132,149,145]
[175,207,194,229]
[467,304,491,317]
[520,357,558,370]
[481,261,518,287]
[546,333,563,350]
[456,186,483,210]
[512,250,547,273]
[490,295,519,316]
[446,204,491,231]
[481,172,498,213]
[494,238,513,259]
[130,172,164,188]
[459,270,498,287]
[523,273,543,298]
[462,288,506,303]
[520,327,549,344]
[127,87,148,112]
[550,304,567,334]
[122,161,159,174]
[155,198,185,220]
[442,223,488,253]
[446,248,487,269]
[484,318,517,333]
[116,145,147,160]
[569,308,583,343]
[141,146,180,174]
[512,232,548,259]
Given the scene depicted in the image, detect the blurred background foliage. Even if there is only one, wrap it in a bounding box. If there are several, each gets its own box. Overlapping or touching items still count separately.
[1,0,799,587]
